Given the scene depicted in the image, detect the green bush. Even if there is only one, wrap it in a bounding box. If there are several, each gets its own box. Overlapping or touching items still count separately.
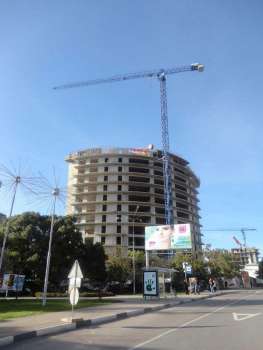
[35,292,67,298]
[34,291,114,298]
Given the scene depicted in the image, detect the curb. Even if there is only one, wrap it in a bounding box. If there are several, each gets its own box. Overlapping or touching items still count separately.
[0,292,225,347]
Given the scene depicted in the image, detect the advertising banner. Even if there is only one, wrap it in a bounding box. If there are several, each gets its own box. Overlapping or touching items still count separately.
[145,224,192,250]
[0,273,25,292]
[241,271,250,288]
[129,148,150,156]
[143,271,158,296]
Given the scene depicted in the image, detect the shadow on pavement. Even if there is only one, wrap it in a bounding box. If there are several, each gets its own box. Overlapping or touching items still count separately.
[8,338,158,350]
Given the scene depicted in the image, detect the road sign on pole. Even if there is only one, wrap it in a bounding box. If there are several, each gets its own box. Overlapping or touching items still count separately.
[68,260,83,280]
[68,260,83,317]
[70,287,79,306]
[182,262,192,277]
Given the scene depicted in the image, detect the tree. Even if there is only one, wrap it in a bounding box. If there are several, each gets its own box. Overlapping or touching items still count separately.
[0,212,84,292]
[170,253,197,291]
[258,260,263,279]
[80,238,107,286]
[47,215,84,290]
[170,252,191,272]
[0,213,6,223]
[206,250,239,278]
[107,249,131,287]
[128,250,145,292]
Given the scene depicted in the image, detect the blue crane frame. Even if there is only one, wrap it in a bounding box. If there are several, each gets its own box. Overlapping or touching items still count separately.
[54,63,204,225]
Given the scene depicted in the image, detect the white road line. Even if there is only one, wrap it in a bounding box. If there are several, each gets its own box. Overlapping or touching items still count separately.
[128,293,256,350]
[232,312,261,321]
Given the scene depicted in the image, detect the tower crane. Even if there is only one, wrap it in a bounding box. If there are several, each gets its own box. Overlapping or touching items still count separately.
[203,228,256,249]
[54,63,204,225]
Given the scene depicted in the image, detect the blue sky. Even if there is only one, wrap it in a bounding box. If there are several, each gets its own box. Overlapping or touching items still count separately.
[0,1,262,254]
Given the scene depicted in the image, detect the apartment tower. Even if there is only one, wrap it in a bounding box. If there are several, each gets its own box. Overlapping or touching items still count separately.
[66,147,202,257]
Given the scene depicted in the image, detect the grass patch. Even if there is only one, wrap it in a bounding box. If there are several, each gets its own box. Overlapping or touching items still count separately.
[0,299,113,321]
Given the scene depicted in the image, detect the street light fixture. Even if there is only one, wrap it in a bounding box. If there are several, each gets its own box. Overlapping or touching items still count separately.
[0,176,21,272]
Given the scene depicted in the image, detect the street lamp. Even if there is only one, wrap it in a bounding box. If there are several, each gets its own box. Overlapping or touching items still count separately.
[42,187,60,306]
[0,176,21,272]
[132,205,140,294]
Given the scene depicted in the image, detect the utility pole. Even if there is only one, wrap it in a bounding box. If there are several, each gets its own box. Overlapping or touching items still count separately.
[42,187,60,306]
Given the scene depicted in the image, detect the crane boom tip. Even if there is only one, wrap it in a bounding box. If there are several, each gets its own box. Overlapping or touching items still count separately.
[191,63,205,72]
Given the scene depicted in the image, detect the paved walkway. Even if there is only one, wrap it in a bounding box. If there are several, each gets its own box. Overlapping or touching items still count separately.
[0,293,214,338]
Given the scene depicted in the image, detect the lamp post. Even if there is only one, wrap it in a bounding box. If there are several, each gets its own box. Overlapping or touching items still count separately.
[0,176,21,272]
[42,187,59,306]
[132,205,140,294]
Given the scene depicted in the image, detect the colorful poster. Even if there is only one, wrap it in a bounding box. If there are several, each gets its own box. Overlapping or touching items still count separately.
[13,275,25,292]
[171,224,192,249]
[241,271,250,288]
[0,274,25,291]
[145,224,192,250]
[143,271,158,296]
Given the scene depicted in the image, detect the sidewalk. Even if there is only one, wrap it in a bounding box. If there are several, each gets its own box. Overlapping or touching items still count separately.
[0,291,227,347]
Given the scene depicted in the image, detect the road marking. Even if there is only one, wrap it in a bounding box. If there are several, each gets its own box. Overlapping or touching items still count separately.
[128,293,255,350]
[232,312,261,321]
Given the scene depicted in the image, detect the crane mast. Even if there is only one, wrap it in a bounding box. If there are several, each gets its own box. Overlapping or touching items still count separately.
[54,63,204,225]
[159,73,172,224]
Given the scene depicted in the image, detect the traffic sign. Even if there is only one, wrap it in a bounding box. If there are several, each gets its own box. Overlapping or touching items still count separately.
[68,260,83,279]
[70,287,79,306]
[182,262,192,275]
[68,260,83,290]
[186,266,192,274]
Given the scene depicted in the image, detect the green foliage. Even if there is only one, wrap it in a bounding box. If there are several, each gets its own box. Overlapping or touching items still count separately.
[107,251,131,285]
[80,238,107,285]
[128,250,146,291]
[0,212,107,293]
[34,291,113,298]
[206,250,239,278]
[170,252,202,291]
[149,254,170,269]
[169,250,239,290]
[170,252,190,272]
[0,299,112,321]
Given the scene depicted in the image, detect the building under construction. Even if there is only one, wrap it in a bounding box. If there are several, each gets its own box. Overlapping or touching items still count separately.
[66,146,202,257]
[231,247,260,268]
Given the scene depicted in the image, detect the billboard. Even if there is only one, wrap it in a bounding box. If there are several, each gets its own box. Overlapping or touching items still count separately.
[0,274,25,292]
[145,224,192,251]
[129,148,150,156]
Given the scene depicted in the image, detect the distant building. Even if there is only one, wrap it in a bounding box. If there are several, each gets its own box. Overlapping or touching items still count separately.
[231,247,260,268]
[66,147,202,257]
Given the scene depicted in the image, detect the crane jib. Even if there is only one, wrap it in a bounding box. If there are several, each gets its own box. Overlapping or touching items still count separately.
[54,63,204,225]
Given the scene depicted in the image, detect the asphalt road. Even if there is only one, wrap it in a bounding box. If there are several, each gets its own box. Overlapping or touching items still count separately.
[8,290,263,350]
